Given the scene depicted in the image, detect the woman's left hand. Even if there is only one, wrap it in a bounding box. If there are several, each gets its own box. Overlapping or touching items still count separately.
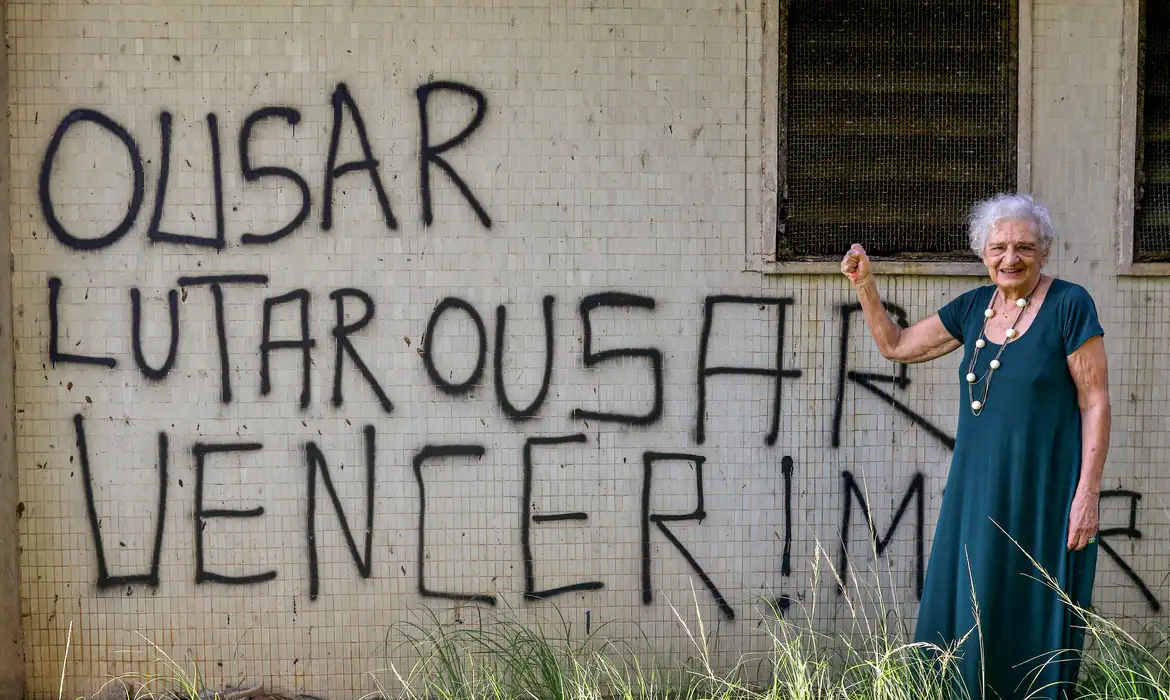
[1067,489,1100,551]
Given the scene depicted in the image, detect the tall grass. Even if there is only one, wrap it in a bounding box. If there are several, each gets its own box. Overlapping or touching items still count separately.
[57,532,1170,700]
[996,522,1170,700]
[359,538,973,700]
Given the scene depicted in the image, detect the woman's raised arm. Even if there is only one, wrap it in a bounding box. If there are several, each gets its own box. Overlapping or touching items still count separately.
[841,244,962,365]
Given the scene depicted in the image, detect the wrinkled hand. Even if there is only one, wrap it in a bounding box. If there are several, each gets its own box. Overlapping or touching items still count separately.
[841,244,872,284]
[1067,489,1099,551]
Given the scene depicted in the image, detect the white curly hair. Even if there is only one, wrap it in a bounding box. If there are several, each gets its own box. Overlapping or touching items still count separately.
[966,193,1056,258]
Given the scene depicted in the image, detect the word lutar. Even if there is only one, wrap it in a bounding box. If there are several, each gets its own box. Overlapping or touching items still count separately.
[50,279,799,445]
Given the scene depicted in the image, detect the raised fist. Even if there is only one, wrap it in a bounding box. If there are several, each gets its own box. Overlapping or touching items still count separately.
[840,244,872,283]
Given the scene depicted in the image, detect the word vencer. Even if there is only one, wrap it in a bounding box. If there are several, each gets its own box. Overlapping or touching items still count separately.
[75,416,740,618]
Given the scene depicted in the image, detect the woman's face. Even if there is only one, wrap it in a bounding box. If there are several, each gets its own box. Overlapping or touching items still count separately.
[982,219,1047,296]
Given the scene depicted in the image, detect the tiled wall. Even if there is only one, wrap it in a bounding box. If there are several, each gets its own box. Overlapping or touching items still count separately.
[0,0,23,696]
[8,0,1167,696]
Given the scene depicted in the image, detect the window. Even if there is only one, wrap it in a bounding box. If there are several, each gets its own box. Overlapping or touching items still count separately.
[775,0,1019,262]
[1134,0,1170,262]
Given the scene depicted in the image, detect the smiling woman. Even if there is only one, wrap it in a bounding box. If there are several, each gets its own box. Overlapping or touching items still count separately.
[841,193,1112,700]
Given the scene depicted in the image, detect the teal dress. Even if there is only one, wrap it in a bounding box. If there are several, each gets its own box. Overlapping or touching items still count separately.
[914,278,1103,700]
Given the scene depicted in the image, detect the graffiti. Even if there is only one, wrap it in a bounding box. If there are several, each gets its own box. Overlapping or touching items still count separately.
[151,111,226,249]
[175,274,269,403]
[74,405,763,611]
[59,271,1168,614]
[769,455,796,616]
[193,441,276,585]
[49,277,117,369]
[521,434,603,600]
[780,455,794,578]
[130,288,180,381]
[307,426,376,601]
[831,305,1161,610]
[39,85,1165,621]
[836,471,925,599]
[412,444,497,606]
[831,478,1161,610]
[1098,489,1161,612]
[50,282,809,438]
[423,297,488,396]
[237,106,311,245]
[75,414,167,589]
[324,84,397,232]
[695,296,802,446]
[416,81,492,229]
[641,452,735,620]
[61,281,1167,613]
[331,289,395,413]
[832,303,955,451]
[496,296,555,421]
[261,290,315,410]
[40,109,146,251]
[572,293,663,426]
[38,82,490,253]
[60,280,796,611]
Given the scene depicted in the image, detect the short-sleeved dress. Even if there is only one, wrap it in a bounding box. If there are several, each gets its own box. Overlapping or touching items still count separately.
[914,278,1104,700]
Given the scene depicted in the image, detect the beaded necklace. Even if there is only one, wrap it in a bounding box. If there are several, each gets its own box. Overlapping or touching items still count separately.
[966,278,1043,416]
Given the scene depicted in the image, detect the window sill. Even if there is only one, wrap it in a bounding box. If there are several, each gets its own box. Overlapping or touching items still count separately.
[1118,261,1170,276]
[748,256,989,277]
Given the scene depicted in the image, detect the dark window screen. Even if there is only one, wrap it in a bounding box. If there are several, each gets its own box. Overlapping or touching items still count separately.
[1136,0,1170,261]
[777,1,1019,261]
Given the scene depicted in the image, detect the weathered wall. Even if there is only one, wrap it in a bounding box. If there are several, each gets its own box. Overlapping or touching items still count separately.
[0,0,27,696]
[8,0,1166,697]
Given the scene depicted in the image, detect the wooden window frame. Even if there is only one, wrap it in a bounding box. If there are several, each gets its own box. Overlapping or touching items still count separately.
[1119,0,1170,275]
[753,0,1033,277]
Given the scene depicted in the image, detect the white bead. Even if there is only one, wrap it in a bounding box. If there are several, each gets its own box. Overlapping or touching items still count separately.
[966,372,977,383]
[984,308,994,318]
[971,400,983,411]
[1005,328,1016,338]
[976,339,986,348]
[1016,298,1027,308]
[989,360,1001,370]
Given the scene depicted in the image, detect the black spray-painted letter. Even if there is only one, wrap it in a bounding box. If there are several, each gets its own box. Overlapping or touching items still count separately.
[193,441,276,585]
[573,293,662,426]
[148,111,226,250]
[177,275,269,404]
[49,277,117,369]
[323,83,397,232]
[832,303,954,451]
[641,451,734,620]
[412,444,496,605]
[522,434,603,600]
[416,81,491,228]
[130,287,180,381]
[423,297,487,396]
[40,109,145,251]
[260,289,316,410]
[238,107,311,245]
[1098,489,1161,612]
[330,288,393,413]
[306,425,376,600]
[837,471,924,599]
[74,415,167,589]
[495,296,555,421]
[695,296,801,446]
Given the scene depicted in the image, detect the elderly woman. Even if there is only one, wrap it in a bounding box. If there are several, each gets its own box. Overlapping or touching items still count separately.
[840,193,1111,700]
